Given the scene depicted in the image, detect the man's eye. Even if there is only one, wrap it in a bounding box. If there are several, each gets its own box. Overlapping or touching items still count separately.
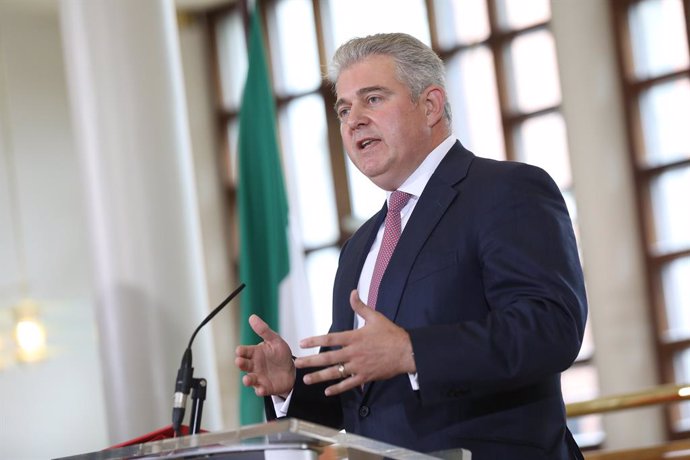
[338,108,350,120]
[367,96,381,104]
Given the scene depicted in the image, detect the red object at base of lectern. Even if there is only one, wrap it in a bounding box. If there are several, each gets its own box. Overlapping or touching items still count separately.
[108,425,206,448]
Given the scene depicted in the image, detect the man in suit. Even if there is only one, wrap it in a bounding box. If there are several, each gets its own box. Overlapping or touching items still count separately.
[235,32,587,459]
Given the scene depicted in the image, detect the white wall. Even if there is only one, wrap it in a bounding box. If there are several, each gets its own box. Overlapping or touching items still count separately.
[0,0,674,458]
[0,4,108,459]
[178,14,240,430]
[0,2,235,459]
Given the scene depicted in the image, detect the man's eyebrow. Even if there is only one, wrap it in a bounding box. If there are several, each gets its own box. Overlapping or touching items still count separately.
[334,86,393,112]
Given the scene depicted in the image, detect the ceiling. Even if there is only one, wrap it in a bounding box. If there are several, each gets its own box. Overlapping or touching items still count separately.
[1,0,233,14]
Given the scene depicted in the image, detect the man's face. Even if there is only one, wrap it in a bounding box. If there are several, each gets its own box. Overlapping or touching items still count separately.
[335,55,432,191]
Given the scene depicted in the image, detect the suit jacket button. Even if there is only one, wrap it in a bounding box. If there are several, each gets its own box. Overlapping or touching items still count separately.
[358,405,370,418]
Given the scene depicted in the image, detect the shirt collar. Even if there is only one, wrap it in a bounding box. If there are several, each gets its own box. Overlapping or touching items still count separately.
[387,134,456,202]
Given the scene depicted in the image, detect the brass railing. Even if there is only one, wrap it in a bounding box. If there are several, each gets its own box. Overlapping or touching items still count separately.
[583,439,690,460]
[566,383,690,417]
[565,383,690,459]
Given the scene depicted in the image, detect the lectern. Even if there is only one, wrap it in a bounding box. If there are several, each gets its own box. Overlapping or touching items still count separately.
[53,418,471,460]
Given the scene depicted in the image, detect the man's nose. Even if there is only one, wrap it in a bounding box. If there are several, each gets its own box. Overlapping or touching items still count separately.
[346,105,368,130]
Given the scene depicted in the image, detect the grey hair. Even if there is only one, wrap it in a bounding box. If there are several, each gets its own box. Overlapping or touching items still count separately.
[327,33,452,123]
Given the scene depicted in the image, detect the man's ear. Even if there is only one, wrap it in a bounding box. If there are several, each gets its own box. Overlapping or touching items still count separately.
[423,85,446,127]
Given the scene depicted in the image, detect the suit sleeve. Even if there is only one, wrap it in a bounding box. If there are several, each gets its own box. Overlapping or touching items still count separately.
[262,236,366,428]
[262,367,343,429]
[408,163,587,404]
[282,367,343,428]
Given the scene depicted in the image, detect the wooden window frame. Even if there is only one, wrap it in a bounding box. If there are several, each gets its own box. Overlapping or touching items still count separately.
[609,0,690,440]
[201,0,600,446]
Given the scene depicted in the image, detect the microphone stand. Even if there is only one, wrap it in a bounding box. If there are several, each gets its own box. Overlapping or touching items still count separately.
[172,283,246,437]
[189,378,207,435]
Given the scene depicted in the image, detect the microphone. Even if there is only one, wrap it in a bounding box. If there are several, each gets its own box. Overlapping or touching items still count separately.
[172,283,246,436]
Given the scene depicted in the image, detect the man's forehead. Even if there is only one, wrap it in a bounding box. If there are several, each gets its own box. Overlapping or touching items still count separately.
[335,59,399,99]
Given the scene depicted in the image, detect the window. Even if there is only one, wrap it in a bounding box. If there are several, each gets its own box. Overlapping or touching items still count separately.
[208,0,599,443]
[610,0,690,437]
[433,0,601,446]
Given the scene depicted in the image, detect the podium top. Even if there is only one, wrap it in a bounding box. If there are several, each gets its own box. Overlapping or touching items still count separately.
[54,418,470,460]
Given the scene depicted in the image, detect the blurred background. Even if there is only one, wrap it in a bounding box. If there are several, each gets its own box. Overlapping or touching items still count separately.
[0,0,689,458]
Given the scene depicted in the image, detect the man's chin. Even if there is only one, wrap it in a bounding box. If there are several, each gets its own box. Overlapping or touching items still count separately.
[365,172,399,191]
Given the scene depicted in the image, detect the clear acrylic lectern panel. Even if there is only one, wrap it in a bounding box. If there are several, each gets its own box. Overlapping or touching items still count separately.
[53,418,470,460]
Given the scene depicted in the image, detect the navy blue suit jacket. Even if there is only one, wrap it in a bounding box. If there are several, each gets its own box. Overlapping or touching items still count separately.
[279,141,587,459]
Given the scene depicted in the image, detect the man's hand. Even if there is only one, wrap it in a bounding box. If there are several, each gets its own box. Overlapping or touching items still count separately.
[235,314,296,397]
[294,290,416,396]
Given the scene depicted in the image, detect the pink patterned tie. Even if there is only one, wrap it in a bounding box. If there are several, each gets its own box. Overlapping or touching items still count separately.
[367,190,412,309]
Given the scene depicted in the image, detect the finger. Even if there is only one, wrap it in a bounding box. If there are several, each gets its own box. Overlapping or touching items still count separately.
[302,363,364,388]
[235,344,254,359]
[242,373,258,388]
[350,289,374,319]
[299,329,353,349]
[242,373,268,396]
[294,348,345,369]
[235,356,253,372]
[324,374,366,396]
[249,314,280,342]
[301,363,349,385]
[235,356,247,370]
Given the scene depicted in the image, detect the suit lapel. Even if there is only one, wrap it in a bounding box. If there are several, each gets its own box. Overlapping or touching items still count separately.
[355,142,475,397]
[375,141,474,323]
[332,205,386,333]
[361,142,474,398]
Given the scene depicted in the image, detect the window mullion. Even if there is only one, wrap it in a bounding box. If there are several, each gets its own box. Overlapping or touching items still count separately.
[311,0,352,242]
[485,0,516,161]
[685,0,690,61]
[609,0,690,437]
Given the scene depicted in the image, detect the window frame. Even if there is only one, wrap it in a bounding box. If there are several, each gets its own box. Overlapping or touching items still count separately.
[609,0,690,439]
[205,0,599,444]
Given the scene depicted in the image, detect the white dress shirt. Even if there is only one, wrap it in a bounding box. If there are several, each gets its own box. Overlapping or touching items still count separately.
[273,135,456,415]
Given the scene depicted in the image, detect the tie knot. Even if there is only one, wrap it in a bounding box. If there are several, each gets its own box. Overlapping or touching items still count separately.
[388,190,411,213]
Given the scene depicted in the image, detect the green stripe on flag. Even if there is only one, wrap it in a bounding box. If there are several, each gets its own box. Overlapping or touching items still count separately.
[237,5,290,426]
